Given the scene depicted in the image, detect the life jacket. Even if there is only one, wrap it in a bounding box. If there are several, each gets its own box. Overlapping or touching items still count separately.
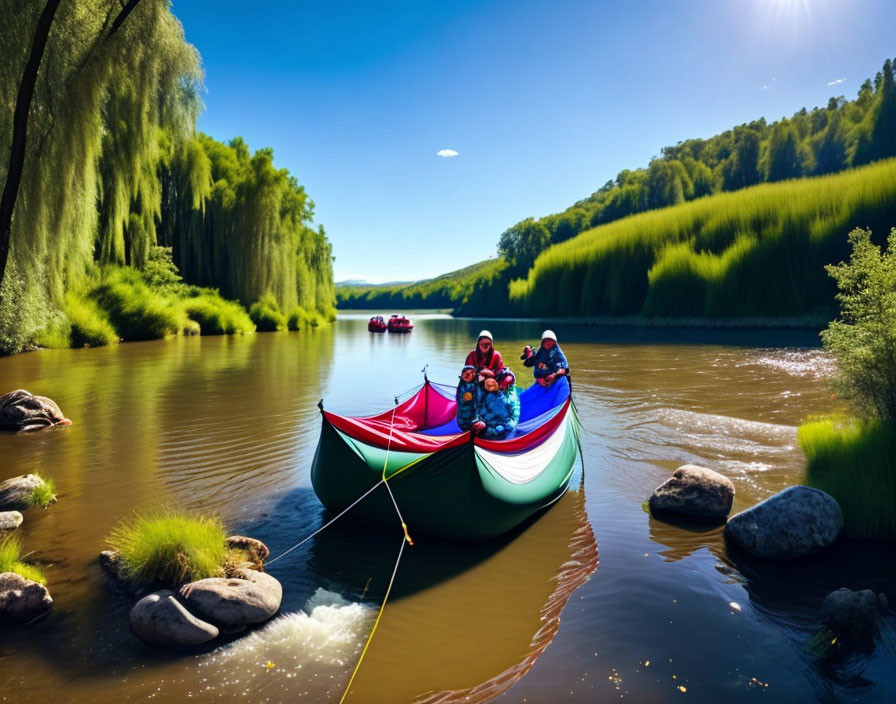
[525,344,569,379]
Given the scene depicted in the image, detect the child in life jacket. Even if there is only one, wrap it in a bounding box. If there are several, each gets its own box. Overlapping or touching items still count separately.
[455,364,480,431]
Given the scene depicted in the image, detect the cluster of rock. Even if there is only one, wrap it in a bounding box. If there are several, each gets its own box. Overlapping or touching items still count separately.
[102,536,282,648]
[0,389,71,432]
[647,464,843,560]
[1,474,57,626]
[647,464,890,656]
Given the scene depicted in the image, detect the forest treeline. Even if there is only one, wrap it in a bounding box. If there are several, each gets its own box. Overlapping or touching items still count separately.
[338,56,896,318]
[0,0,334,355]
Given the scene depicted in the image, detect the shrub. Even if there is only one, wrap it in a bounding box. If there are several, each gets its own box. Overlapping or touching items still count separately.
[107,511,229,586]
[0,537,46,584]
[821,227,896,422]
[63,292,119,347]
[286,306,321,330]
[90,268,183,341]
[249,294,287,332]
[799,418,896,540]
[29,474,56,508]
[181,293,255,335]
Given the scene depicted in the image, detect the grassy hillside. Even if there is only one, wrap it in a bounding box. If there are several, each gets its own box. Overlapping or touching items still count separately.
[336,258,507,309]
[510,159,896,320]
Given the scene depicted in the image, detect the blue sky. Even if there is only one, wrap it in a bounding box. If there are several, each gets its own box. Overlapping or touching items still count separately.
[171,0,896,283]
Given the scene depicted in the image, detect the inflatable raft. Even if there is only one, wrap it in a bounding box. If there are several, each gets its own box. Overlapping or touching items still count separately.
[310,376,580,540]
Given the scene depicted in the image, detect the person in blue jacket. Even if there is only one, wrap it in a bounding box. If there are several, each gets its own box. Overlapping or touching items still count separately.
[455,364,480,431]
[471,369,520,439]
[521,329,569,386]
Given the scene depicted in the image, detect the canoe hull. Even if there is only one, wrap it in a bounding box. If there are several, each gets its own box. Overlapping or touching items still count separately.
[310,401,580,541]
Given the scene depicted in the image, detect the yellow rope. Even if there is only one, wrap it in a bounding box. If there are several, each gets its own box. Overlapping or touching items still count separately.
[339,391,415,702]
[338,532,406,704]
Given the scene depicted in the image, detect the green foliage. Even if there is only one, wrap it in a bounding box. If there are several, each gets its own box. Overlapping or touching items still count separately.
[336,258,508,311]
[29,473,56,508]
[0,537,46,584]
[514,159,896,319]
[821,227,896,422]
[498,218,551,278]
[142,246,183,288]
[287,307,322,330]
[64,291,119,347]
[180,293,255,335]
[0,5,334,355]
[249,294,287,332]
[107,511,229,586]
[799,418,896,540]
[90,268,183,341]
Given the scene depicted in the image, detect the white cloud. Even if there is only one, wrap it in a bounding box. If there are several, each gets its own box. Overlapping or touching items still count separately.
[827,77,846,86]
[437,149,458,157]
[762,85,768,90]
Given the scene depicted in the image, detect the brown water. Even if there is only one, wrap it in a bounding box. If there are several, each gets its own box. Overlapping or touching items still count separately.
[1,314,894,703]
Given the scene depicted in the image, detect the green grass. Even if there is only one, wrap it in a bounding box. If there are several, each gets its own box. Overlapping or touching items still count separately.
[0,537,47,584]
[64,291,119,347]
[181,292,256,335]
[249,294,287,332]
[107,511,230,586]
[90,268,184,341]
[514,159,896,318]
[798,417,896,540]
[29,474,56,508]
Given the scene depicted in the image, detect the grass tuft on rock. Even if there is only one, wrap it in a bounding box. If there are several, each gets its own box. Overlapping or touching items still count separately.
[107,511,229,585]
[798,418,896,540]
[29,474,56,508]
[0,537,47,584]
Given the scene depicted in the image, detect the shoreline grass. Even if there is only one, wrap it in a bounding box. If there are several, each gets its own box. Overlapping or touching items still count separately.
[107,511,230,586]
[0,537,47,584]
[798,417,896,540]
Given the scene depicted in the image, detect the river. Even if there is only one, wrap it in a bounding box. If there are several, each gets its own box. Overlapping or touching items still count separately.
[1,313,894,703]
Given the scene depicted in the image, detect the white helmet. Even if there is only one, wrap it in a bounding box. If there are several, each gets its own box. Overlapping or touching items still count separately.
[477,330,493,341]
[541,329,557,342]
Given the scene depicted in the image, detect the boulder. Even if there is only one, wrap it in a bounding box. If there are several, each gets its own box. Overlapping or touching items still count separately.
[822,588,884,632]
[179,569,282,627]
[129,590,219,647]
[0,572,53,625]
[648,465,735,521]
[0,474,50,511]
[725,486,843,560]
[0,511,23,532]
[0,389,71,432]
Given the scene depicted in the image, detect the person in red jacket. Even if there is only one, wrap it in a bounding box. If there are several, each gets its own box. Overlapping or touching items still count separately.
[465,330,504,375]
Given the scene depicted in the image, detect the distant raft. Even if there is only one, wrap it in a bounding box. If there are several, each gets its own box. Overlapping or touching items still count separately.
[310,377,580,540]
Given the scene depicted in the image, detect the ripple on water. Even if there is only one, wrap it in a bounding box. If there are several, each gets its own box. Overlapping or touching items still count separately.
[736,348,836,380]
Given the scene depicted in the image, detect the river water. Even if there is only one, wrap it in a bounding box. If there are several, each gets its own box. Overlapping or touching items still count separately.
[1,313,894,703]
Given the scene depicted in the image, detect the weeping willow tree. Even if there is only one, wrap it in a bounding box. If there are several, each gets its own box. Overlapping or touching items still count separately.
[1,1,334,354]
[0,0,201,353]
[159,134,335,317]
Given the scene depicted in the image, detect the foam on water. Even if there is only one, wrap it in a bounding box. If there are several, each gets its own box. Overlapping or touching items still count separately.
[738,349,835,380]
[191,588,373,700]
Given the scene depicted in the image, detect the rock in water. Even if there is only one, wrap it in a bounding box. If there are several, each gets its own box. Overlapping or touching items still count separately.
[822,588,882,632]
[129,590,219,647]
[179,570,282,627]
[0,511,24,532]
[225,535,270,567]
[0,572,53,625]
[0,389,71,432]
[648,464,735,521]
[0,475,47,511]
[725,486,843,560]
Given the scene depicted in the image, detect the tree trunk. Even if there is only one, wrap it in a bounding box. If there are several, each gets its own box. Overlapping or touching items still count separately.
[0,0,63,303]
